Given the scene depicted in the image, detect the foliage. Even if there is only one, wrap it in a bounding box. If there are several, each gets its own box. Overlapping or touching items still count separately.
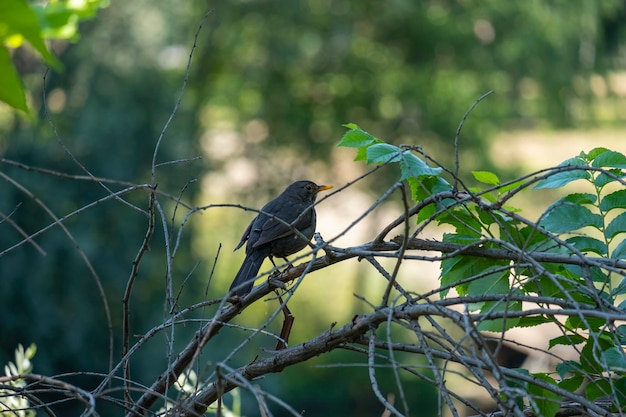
[0,344,36,417]
[339,123,626,417]
[0,0,108,112]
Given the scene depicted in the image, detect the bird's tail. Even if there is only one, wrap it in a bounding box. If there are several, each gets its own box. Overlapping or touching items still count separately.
[229,248,269,296]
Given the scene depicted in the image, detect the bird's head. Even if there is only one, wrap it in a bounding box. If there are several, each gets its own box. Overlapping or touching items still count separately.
[287,180,333,203]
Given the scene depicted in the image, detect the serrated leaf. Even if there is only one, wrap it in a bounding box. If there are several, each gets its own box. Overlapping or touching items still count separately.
[586,147,610,161]
[540,203,603,233]
[591,150,626,169]
[606,212,626,240]
[354,145,368,161]
[516,315,552,327]
[337,124,378,148]
[549,334,586,349]
[366,143,402,164]
[472,170,500,185]
[565,236,607,256]
[600,189,626,212]
[400,151,443,180]
[534,157,590,189]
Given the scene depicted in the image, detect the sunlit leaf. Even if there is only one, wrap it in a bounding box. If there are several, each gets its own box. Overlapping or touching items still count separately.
[337,124,378,147]
[472,170,499,185]
[591,150,626,169]
[0,0,60,68]
[586,147,610,161]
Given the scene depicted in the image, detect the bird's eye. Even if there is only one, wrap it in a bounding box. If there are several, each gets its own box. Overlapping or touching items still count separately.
[306,184,313,191]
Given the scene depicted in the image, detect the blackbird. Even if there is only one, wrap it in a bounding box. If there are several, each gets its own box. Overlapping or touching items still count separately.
[229,180,332,296]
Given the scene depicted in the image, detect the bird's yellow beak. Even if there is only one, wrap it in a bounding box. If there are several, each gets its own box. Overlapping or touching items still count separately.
[317,184,333,192]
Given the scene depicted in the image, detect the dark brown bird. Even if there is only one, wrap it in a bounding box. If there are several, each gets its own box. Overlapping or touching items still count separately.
[229,180,332,296]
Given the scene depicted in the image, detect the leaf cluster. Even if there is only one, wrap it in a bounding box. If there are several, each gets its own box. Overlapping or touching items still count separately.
[339,125,626,417]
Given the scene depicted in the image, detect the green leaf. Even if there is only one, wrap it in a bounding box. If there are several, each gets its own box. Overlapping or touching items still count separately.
[35,0,109,41]
[556,360,584,379]
[540,203,603,233]
[408,176,453,223]
[558,373,584,392]
[565,236,607,256]
[613,239,626,260]
[600,189,626,212]
[354,146,368,161]
[549,334,586,349]
[585,147,610,161]
[476,298,521,332]
[472,170,500,185]
[585,379,613,401]
[528,373,561,417]
[337,124,379,147]
[606,212,626,240]
[503,369,528,410]
[399,151,443,180]
[497,179,526,194]
[516,315,552,327]
[561,193,596,205]
[594,169,624,188]
[366,143,402,164]
[467,267,511,297]
[614,276,626,296]
[0,46,28,112]
[601,346,626,372]
[0,0,61,68]
[534,157,590,189]
[591,150,626,169]
[438,208,484,236]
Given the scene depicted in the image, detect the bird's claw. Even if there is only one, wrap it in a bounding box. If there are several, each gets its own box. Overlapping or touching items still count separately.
[268,277,286,290]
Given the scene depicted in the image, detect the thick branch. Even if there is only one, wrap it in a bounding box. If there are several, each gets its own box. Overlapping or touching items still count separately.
[130,234,626,415]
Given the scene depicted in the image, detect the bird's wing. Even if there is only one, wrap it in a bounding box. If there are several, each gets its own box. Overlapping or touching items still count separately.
[233,218,254,251]
[253,206,313,248]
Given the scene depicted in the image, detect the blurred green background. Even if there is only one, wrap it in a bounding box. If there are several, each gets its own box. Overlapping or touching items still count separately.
[2,1,626,415]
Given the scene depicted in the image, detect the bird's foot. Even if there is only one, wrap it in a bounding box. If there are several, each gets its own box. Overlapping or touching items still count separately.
[268,271,287,290]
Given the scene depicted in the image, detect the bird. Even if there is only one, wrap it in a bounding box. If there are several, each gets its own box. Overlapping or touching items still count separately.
[229,180,332,297]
